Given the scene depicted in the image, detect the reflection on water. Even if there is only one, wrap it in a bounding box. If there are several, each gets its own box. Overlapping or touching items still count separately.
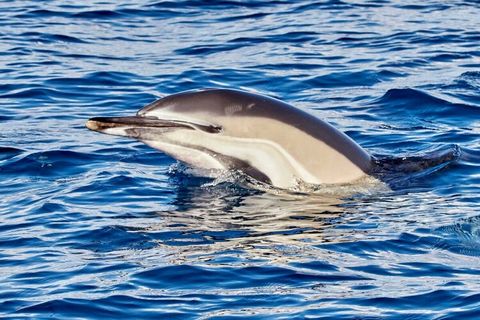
[155,183,346,264]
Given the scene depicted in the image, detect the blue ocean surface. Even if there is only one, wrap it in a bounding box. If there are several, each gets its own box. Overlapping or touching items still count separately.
[1,0,480,318]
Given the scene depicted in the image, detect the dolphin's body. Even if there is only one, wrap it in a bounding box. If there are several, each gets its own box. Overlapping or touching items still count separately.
[86,89,371,189]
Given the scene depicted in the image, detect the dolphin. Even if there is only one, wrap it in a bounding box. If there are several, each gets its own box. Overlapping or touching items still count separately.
[86,88,371,189]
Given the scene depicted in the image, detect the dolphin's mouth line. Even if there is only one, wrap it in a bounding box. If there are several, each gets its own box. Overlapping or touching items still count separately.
[86,116,222,133]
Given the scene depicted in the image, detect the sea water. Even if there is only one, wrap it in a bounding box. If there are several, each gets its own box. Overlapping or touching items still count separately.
[1,1,480,319]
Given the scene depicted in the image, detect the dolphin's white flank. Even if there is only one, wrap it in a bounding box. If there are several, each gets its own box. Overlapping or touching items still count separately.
[86,88,372,189]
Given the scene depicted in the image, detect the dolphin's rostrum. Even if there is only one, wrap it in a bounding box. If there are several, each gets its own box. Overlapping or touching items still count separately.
[86,88,372,189]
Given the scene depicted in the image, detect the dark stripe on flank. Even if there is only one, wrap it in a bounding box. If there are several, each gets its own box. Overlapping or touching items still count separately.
[192,146,272,185]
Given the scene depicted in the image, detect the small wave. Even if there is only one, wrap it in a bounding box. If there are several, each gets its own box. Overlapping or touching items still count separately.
[175,31,320,56]
[375,88,450,106]
[72,10,125,19]
[457,71,480,88]
[174,43,245,56]
[429,52,472,62]
[231,31,319,44]
[46,71,145,87]
[56,53,127,61]
[57,225,157,252]
[148,0,289,9]
[0,150,99,177]
[393,3,451,12]
[18,31,88,44]
[216,12,270,22]
[369,88,480,126]
[305,70,403,88]
[440,71,480,105]
[292,0,353,12]
[0,88,69,101]
[132,264,369,290]
[0,146,24,161]
[14,9,70,19]
[434,216,480,257]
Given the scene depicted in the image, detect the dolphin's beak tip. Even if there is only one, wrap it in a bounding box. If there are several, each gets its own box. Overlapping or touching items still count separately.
[86,119,100,131]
